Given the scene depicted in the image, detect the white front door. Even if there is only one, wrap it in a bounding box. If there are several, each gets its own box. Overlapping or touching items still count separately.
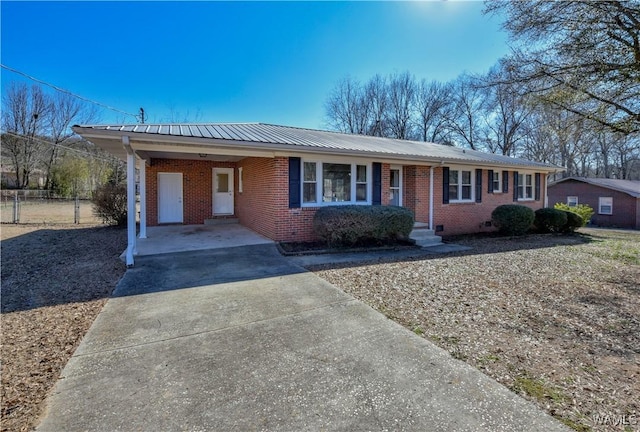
[158,173,183,223]
[213,168,234,215]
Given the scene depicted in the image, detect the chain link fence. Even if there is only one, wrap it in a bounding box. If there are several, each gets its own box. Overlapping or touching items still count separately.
[0,190,104,224]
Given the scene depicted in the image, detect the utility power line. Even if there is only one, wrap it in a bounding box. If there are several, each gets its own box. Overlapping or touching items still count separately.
[3,131,120,163]
[1,63,140,121]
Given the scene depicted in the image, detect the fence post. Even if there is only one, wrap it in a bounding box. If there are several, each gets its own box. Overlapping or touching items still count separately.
[13,191,20,223]
[74,195,80,224]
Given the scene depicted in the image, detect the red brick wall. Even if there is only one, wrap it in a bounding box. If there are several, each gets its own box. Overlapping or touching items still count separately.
[403,165,431,223]
[432,168,546,236]
[145,159,236,226]
[548,180,639,229]
[145,157,552,239]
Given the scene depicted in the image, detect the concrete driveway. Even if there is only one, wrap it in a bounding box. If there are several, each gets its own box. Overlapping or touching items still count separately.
[37,244,568,431]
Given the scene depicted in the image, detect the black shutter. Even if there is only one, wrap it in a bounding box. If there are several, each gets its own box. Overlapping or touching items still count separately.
[502,170,509,193]
[288,157,301,208]
[513,171,519,202]
[372,162,382,205]
[476,169,482,203]
[535,173,541,201]
[488,170,494,194]
[442,167,450,204]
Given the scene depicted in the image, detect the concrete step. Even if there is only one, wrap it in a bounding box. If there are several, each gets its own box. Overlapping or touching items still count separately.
[204,218,239,225]
[413,222,430,229]
[410,222,442,247]
[413,236,443,247]
[410,229,436,238]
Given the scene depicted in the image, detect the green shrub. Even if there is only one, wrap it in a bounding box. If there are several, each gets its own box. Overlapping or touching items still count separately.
[313,205,414,247]
[553,203,593,227]
[534,208,568,233]
[92,182,127,226]
[561,210,583,233]
[491,204,535,236]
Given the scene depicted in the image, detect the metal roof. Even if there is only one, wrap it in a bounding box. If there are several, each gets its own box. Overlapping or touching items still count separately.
[550,177,640,198]
[73,122,559,170]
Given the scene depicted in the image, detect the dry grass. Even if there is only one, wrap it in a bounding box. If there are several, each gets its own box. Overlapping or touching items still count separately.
[1,223,127,432]
[312,228,639,432]
[0,201,102,225]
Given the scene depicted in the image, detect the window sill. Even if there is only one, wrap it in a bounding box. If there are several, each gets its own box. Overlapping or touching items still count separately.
[302,201,372,208]
[518,198,535,202]
[448,200,475,204]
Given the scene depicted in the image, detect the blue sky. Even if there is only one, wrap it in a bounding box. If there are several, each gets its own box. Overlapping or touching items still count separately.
[1,1,509,129]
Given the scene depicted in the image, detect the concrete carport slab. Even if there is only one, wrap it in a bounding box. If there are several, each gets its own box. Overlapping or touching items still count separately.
[37,244,569,432]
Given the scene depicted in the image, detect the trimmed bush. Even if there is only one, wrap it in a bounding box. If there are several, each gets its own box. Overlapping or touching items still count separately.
[491,204,535,236]
[553,202,593,227]
[92,182,127,226]
[561,210,583,233]
[534,208,568,233]
[312,205,414,247]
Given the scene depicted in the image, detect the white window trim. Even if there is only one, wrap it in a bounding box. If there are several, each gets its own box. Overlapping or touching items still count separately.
[390,165,403,206]
[517,172,535,201]
[492,171,502,193]
[598,197,613,215]
[301,157,372,207]
[567,196,578,206]
[449,167,475,203]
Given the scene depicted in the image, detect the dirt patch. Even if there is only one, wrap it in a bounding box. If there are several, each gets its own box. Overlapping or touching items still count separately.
[312,229,639,432]
[1,223,127,432]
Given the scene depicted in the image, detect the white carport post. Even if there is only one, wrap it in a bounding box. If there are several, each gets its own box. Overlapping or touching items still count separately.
[138,158,147,239]
[123,136,136,266]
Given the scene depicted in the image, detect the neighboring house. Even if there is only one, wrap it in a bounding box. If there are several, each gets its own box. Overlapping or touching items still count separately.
[72,123,560,265]
[548,177,640,229]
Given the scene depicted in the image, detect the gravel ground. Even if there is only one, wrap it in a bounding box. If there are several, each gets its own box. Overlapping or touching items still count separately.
[312,228,639,432]
[1,224,127,432]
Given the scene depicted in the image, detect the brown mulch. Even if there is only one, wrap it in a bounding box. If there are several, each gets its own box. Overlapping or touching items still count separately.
[311,229,639,432]
[1,224,127,432]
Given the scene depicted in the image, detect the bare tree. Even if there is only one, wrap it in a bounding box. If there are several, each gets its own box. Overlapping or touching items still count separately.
[413,79,453,143]
[445,75,485,150]
[43,93,99,189]
[386,71,416,139]
[480,64,533,155]
[486,0,640,134]
[324,76,371,134]
[364,74,388,136]
[1,83,50,188]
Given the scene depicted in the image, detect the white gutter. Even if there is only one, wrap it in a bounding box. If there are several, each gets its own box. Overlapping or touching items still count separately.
[429,166,434,230]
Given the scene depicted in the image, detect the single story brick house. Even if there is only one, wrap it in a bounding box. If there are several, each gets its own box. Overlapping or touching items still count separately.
[548,177,640,229]
[73,123,559,265]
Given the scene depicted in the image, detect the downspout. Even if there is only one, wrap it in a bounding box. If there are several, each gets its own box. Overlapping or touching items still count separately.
[429,166,434,230]
[123,136,136,267]
[139,158,147,239]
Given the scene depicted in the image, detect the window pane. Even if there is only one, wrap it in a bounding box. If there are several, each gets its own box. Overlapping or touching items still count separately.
[390,170,400,188]
[356,184,367,201]
[304,162,316,182]
[216,173,229,193]
[449,170,458,185]
[493,173,500,191]
[462,185,472,200]
[356,165,367,183]
[449,185,458,201]
[526,186,533,198]
[323,163,351,202]
[303,183,316,203]
[462,171,471,185]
